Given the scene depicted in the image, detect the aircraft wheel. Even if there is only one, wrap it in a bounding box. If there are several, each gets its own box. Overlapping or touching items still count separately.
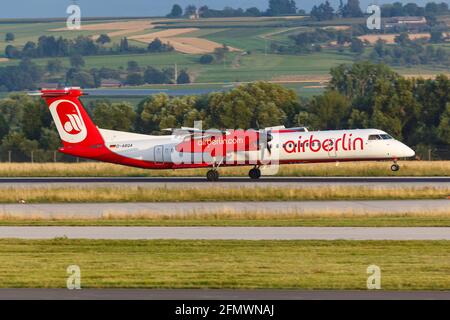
[391,164,400,172]
[249,168,262,180]
[206,170,219,182]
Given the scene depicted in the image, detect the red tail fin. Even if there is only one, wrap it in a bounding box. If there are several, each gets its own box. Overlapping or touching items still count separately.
[41,88,105,157]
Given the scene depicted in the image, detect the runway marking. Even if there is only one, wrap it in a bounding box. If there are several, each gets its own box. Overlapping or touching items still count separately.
[0,226,449,240]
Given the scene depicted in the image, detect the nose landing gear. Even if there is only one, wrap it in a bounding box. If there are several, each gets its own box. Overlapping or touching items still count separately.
[391,161,400,172]
[249,167,262,180]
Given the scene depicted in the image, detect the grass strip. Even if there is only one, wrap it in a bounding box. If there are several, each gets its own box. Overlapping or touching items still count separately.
[3,185,449,203]
[0,161,448,177]
[1,212,450,227]
[0,239,448,290]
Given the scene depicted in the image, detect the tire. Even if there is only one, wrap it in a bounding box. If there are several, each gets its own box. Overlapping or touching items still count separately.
[206,170,219,181]
[391,164,400,172]
[249,168,261,180]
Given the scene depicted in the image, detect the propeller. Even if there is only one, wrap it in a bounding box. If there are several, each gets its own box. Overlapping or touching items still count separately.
[259,130,273,156]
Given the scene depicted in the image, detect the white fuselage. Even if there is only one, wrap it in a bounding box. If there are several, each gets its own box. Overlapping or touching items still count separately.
[98,128,415,168]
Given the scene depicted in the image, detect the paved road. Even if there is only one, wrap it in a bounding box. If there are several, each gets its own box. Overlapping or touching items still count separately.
[0,226,449,240]
[0,288,449,300]
[2,200,449,217]
[1,177,449,188]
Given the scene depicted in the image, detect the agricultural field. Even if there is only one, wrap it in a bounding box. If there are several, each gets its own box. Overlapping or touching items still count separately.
[1,15,449,98]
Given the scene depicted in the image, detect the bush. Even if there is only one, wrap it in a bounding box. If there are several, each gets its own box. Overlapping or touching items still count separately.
[199,54,214,64]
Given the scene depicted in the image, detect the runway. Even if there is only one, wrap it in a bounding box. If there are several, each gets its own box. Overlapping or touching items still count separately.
[1,176,449,188]
[0,226,449,240]
[0,288,449,300]
[2,200,449,217]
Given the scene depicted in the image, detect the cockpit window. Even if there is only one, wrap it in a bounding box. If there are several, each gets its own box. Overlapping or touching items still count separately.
[368,135,382,140]
[380,134,393,140]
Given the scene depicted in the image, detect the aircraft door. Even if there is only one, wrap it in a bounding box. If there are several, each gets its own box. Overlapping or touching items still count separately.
[163,146,172,163]
[154,145,164,162]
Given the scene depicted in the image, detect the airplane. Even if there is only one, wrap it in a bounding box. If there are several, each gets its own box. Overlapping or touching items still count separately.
[33,87,415,181]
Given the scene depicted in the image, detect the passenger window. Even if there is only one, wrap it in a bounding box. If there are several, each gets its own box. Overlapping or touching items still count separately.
[368,135,382,141]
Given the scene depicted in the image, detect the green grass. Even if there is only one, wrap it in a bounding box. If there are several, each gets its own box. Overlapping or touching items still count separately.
[0,239,448,289]
[202,27,277,51]
[0,161,448,177]
[1,185,447,203]
[2,213,450,227]
[1,50,349,84]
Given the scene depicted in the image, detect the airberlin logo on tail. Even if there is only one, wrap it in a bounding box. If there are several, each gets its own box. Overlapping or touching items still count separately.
[49,99,87,143]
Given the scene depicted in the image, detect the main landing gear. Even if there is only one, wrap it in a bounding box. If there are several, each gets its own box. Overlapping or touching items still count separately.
[249,167,262,180]
[206,169,220,182]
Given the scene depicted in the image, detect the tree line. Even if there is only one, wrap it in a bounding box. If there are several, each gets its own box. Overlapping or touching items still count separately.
[310,1,450,21]
[5,35,173,60]
[0,62,448,161]
[167,0,299,19]
[0,57,191,92]
[370,34,450,67]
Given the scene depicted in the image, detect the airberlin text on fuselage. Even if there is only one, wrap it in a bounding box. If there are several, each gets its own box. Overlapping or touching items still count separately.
[283,133,364,153]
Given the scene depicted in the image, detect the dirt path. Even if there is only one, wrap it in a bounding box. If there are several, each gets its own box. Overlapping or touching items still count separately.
[358,33,430,44]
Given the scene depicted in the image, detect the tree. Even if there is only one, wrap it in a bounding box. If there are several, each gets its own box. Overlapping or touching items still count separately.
[267,0,297,16]
[19,58,42,82]
[206,82,296,129]
[213,45,229,62]
[184,5,197,17]
[5,33,15,42]
[245,7,261,17]
[147,38,173,52]
[310,1,335,21]
[126,73,144,86]
[22,41,37,58]
[350,37,364,54]
[199,54,214,64]
[70,54,85,69]
[139,94,199,133]
[177,70,190,84]
[0,114,9,141]
[168,4,183,18]
[342,0,363,18]
[120,37,129,52]
[437,103,450,144]
[394,33,411,46]
[47,59,63,74]
[430,29,444,43]
[306,91,351,130]
[1,131,39,160]
[96,34,111,45]
[144,67,171,84]
[66,70,95,88]
[92,101,136,131]
[4,45,20,59]
[127,60,140,73]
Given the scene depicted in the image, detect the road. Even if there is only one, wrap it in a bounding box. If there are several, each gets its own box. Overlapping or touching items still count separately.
[0,176,449,188]
[1,200,448,217]
[0,289,449,300]
[0,226,449,240]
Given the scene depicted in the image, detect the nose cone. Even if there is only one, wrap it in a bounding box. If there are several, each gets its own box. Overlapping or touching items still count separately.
[401,144,415,158]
